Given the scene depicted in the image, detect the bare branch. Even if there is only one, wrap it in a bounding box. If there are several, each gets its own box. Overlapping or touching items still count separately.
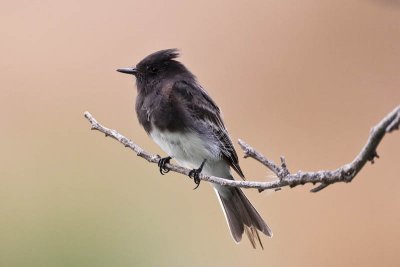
[84,105,399,192]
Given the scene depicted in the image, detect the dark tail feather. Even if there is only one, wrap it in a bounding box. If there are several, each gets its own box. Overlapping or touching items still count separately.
[217,187,272,249]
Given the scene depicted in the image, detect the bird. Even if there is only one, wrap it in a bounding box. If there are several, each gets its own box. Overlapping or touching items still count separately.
[117,49,272,248]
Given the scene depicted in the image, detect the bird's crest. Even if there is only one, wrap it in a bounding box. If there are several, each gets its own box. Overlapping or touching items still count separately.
[137,49,180,67]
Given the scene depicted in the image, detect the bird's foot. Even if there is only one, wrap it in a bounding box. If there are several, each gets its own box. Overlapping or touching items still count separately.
[158,156,172,175]
[189,159,207,190]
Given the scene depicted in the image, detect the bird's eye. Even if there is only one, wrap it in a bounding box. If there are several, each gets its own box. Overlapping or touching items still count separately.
[147,66,158,73]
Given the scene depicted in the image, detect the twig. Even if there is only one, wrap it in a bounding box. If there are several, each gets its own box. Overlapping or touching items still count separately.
[84,105,399,192]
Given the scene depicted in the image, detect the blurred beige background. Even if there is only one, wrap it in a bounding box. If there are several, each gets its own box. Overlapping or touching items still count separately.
[1,0,400,266]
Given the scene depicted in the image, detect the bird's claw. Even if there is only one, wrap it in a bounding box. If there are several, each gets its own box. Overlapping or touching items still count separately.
[188,159,207,190]
[158,156,172,175]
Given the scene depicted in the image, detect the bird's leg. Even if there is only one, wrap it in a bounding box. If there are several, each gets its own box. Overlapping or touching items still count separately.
[158,156,172,175]
[189,159,207,190]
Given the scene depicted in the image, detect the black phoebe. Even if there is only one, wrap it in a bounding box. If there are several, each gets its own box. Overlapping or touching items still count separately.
[117,49,272,248]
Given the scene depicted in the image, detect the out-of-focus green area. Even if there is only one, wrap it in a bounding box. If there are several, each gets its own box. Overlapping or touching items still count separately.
[1,1,400,266]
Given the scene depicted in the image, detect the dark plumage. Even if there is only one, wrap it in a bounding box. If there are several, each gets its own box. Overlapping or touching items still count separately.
[117,49,272,248]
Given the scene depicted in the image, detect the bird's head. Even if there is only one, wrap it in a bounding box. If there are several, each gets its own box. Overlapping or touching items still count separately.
[117,49,190,92]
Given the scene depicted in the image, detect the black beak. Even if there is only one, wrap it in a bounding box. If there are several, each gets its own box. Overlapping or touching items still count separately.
[116,68,137,75]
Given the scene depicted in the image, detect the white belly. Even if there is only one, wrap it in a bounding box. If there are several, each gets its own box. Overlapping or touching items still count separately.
[150,128,218,166]
[150,128,233,192]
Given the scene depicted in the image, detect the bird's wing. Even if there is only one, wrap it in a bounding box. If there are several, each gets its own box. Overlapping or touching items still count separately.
[172,80,245,179]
